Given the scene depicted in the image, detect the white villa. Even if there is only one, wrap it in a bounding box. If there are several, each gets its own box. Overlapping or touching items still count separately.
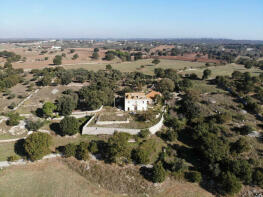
[124,91,162,112]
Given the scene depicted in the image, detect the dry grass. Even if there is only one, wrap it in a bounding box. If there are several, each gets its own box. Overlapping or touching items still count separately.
[0,158,119,197]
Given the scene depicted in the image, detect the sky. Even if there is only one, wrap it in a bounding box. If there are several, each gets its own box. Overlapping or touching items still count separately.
[0,0,263,40]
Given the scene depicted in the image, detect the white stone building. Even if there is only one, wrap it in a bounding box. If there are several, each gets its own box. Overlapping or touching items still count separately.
[125,92,148,111]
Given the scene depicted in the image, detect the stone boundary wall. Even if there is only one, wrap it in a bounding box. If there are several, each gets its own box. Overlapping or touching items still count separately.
[96,120,130,125]
[71,106,103,118]
[82,114,164,135]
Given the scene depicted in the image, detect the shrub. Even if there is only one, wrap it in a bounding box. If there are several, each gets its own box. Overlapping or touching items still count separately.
[59,116,79,136]
[185,171,202,183]
[6,113,21,126]
[23,132,52,161]
[53,55,62,65]
[221,172,242,195]
[152,162,166,183]
[132,148,150,164]
[138,129,150,138]
[239,125,254,135]
[166,129,178,142]
[88,141,99,154]
[253,168,263,188]
[26,120,44,131]
[63,143,77,158]
[7,155,19,162]
[42,102,56,117]
[76,142,89,161]
[231,138,250,154]
[216,112,232,124]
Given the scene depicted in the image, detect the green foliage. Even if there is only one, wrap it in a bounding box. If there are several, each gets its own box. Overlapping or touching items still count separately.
[6,113,22,126]
[107,132,131,163]
[88,141,99,154]
[230,137,250,154]
[152,162,166,183]
[215,112,232,124]
[157,78,175,93]
[92,52,99,59]
[253,168,263,188]
[230,159,252,184]
[202,69,212,80]
[106,64,112,70]
[63,143,77,158]
[138,129,150,138]
[42,102,56,117]
[56,95,77,116]
[70,49,75,53]
[59,116,80,136]
[53,55,62,65]
[152,59,160,65]
[23,132,52,161]
[185,171,202,183]
[132,147,150,164]
[72,53,79,60]
[7,155,19,162]
[221,172,242,196]
[75,142,89,161]
[26,120,44,131]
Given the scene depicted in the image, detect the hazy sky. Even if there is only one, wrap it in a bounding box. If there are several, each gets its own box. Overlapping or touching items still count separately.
[1,0,263,40]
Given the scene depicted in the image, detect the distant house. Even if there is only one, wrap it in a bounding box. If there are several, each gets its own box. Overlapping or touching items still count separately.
[124,91,162,111]
[125,92,148,111]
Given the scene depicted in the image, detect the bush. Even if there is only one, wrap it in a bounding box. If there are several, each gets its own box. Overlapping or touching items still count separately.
[88,141,99,154]
[59,116,79,136]
[221,172,242,195]
[152,162,166,183]
[53,55,62,65]
[231,138,250,154]
[23,132,52,161]
[63,143,77,158]
[185,171,202,183]
[138,129,150,138]
[253,168,263,188]
[239,125,254,135]
[26,120,44,131]
[42,102,56,117]
[76,142,89,161]
[216,112,232,124]
[166,129,178,142]
[6,113,21,126]
[7,155,19,162]
[132,148,150,164]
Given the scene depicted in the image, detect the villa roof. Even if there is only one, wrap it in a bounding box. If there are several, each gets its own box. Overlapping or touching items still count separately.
[146,91,162,99]
[125,92,147,100]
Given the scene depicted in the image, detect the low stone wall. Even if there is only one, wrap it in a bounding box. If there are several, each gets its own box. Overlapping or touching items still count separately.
[82,126,140,135]
[96,120,129,125]
[71,106,103,118]
[82,114,164,135]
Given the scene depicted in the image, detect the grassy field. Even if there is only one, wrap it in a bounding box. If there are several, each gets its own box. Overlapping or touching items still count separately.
[0,159,120,197]
[0,158,213,197]
[63,59,204,75]
[0,142,20,161]
[183,63,263,78]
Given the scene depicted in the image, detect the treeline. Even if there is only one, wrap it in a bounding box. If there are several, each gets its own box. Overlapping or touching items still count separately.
[0,63,23,91]
[0,50,21,62]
